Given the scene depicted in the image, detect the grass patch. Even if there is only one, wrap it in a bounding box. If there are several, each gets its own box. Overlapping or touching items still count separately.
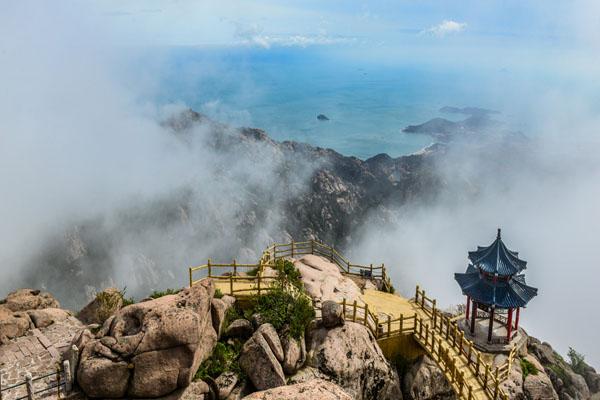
[214,288,224,299]
[195,340,244,380]
[253,287,314,339]
[520,358,539,379]
[149,288,179,299]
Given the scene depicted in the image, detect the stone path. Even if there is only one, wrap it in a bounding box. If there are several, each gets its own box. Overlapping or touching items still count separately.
[0,317,83,400]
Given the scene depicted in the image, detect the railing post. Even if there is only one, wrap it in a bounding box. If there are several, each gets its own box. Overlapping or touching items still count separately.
[446,318,451,340]
[400,314,404,333]
[310,239,314,254]
[374,315,380,338]
[458,330,464,352]
[437,338,443,362]
[452,324,458,347]
[207,259,212,277]
[415,284,420,301]
[273,244,277,259]
[419,316,423,338]
[421,290,426,308]
[63,360,72,393]
[431,330,436,355]
[25,373,35,400]
[364,304,369,326]
[352,300,357,322]
[387,315,391,337]
[229,273,234,295]
[188,267,193,287]
[233,259,237,276]
[483,365,489,391]
[369,263,373,277]
[347,260,350,273]
[425,324,429,346]
[257,274,261,295]
[56,364,61,399]
[476,353,481,376]
[468,342,473,364]
[342,298,346,316]
[468,384,473,400]
[494,367,500,400]
[291,240,294,258]
[432,299,437,327]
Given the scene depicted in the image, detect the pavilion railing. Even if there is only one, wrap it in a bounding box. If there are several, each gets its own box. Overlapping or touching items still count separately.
[0,359,74,400]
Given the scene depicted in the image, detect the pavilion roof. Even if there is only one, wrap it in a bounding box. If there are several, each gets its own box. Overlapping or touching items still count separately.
[454,269,538,308]
[468,229,527,276]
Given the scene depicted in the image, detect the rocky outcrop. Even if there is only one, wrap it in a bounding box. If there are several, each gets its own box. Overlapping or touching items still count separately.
[239,326,286,390]
[404,355,454,400]
[306,321,402,400]
[522,355,558,400]
[0,289,62,343]
[527,337,596,400]
[1,289,60,312]
[76,280,217,398]
[215,371,238,399]
[294,255,363,304]
[77,288,124,325]
[241,379,352,400]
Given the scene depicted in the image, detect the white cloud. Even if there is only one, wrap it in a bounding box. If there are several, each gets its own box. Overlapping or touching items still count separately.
[421,20,467,37]
[232,21,355,49]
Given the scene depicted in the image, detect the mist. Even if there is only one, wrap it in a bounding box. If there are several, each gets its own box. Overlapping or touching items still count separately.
[350,96,600,364]
[0,3,314,306]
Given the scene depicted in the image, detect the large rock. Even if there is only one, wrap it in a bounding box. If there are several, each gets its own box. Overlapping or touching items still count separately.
[306,321,402,400]
[294,255,363,304]
[0,306,32,343]
[1,289,60,312]
[321,300,344,328]
[211,296,235,339]
[404,355,454,400]
[282,333,306,375]
[241,379,352,400]
[225,319,253,339]
[27,307,71,328]
[523,355,559,400]
[239,329,286,390]
[256,323,284,362]
[78,288,124,325]
[77,280,217,398]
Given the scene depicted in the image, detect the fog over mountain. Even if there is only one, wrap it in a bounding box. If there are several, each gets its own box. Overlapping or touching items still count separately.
[2,1,600,367]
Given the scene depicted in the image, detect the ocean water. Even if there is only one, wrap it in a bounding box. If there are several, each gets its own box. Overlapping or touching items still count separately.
[151,47,531,159]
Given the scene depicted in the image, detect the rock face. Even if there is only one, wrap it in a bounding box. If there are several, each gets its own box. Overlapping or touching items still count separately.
[306,321,402,400]
[0,306,31,343]
[241,379,352,400]
[404,355,454,400]
[321,300,345,328]
[77,280,217,398]
[27,307,71,328]
[239,327,286,391]
[522,355,558,400]
[211,295,235,339]
[78,288,124,325]
[294,255,363,304]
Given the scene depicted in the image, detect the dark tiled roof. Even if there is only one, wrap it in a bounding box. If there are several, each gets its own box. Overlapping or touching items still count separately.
[468,229,527,276]
[454,270,538,308]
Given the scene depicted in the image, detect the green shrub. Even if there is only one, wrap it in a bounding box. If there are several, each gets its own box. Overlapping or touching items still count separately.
[149,288,179,299]
[94,291,123,323]
[195,341,244,380]
[275,259,303,289]
[548,363,568,383]
[253,287,314,339]
[214,288,224,299]
[567,347,586,375]
[520,358,539,378]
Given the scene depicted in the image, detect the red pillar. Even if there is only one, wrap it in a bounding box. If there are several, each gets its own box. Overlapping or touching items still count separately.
[515,307,521,330]
[506,308,513,342]
[466,296,471,320]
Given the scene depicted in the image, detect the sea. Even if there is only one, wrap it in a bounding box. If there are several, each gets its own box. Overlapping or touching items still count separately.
[147,46,540,159]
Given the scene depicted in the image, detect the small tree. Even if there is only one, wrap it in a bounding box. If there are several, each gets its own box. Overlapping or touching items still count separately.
[567,347,586,375]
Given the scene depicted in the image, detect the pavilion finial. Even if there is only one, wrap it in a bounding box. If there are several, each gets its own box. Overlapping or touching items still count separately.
[497,228,501,239]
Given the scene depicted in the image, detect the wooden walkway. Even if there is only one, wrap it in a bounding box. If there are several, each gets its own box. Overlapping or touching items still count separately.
[188,240,515,400]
